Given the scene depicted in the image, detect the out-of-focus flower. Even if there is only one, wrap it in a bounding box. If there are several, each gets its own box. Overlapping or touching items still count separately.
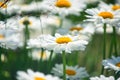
[0,32,22,49]
[98,1,120,11]
[16,69,61,80]
[28,49,54,61]
[102,56,120,71]
[27,34,53,49]
[51,64,89,80]
[0,1,20,15]
[41,0,86,17]
[44,33,88,53]
[90,75,115,80]
[85,8,120,27]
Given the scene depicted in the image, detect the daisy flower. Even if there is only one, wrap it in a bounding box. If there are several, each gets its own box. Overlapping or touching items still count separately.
[44,33,88,53]
[27,34,53,49]
[28,49,54,61]
[51,64,89,80]
[90,75,115,80]
[85,8,120,26]
[0,1,20,15]
[16,69,61,80]
[41,0,86,17]
[102,56,120,71]
[98,1,120,11]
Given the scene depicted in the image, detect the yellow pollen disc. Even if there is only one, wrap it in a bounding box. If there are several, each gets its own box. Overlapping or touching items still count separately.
[98,12,114,19]
[70,27,83,31]
[116,62,120,67]
[34,77,46,80]
[0,2,7,8]
[66,69,76,76]
[112,5,120,10]
[55,0,71,8]
[56,36,72,44]
[0,34,4,39]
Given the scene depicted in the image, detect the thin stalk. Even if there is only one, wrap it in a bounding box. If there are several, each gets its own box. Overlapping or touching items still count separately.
[48,50,53,72]
[108,37,114,58]
[24,24,30,50]
[113,27,118,57]
[101,23,107,74]
[62,51,66,80]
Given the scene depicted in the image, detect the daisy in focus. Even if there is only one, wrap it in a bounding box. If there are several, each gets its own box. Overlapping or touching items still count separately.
[85,8,120,27]
[102,56,120,71]
[44,33,88,53]
[16,69,61,80]
[51,64,89,80]
[41,0,86,17]
[90,75,115,80]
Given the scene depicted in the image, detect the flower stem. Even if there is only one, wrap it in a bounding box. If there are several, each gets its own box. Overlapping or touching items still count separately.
[113,27,118,57]
[101,23,107,74]
[108,36,114,58]
[48,50,53,72]
[24,24,30,53]
[62,51,66,80]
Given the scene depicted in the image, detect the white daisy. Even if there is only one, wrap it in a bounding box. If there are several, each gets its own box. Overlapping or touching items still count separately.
[102,56,120,71]
[41,0,86,17]
[90,75,115,80]
[98,1,120,11]
[27,34,53,49]
[16,69,61,80]
[28,49,53,61]
[85,8,120,26]
[44,33,88,53]
[51,64,89,80]
[0,32,22,49]
[0,1,20,15]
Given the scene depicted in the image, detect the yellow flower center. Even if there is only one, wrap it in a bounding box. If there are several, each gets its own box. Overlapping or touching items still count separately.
[70,27,83,31]
[66,69,76,76]
[55,0,71,8]
[116,62,120,67]
[98,12,114,19]
[34,77,46,80]
[112,5,120,10]
[0,2,7,8]
[20,17,32,26]
[56,36,72,44]
[0,34,4,39]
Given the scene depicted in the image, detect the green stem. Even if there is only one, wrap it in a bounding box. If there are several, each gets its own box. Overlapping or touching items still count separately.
[48,50,53,72]
[101,23,107,74]
[40,48,44,62]
[24,24,30,50]
[113,27,118,57]
[62,51,66,80]
[108,36,114,58]
[59,18,63,28]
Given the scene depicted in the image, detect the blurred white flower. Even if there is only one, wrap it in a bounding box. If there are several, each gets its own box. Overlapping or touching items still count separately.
[27,34,53,49]
[16,69,61,80]
[102,56,120,71]
[28,49,54,61]
[51,64,89,80]
[45,33,88,53]
[90,75,115,80]
[0,32,22,49]
[0,1,20,15]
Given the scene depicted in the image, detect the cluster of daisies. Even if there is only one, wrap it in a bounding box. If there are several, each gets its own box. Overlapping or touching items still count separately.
[0,0,120,80]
